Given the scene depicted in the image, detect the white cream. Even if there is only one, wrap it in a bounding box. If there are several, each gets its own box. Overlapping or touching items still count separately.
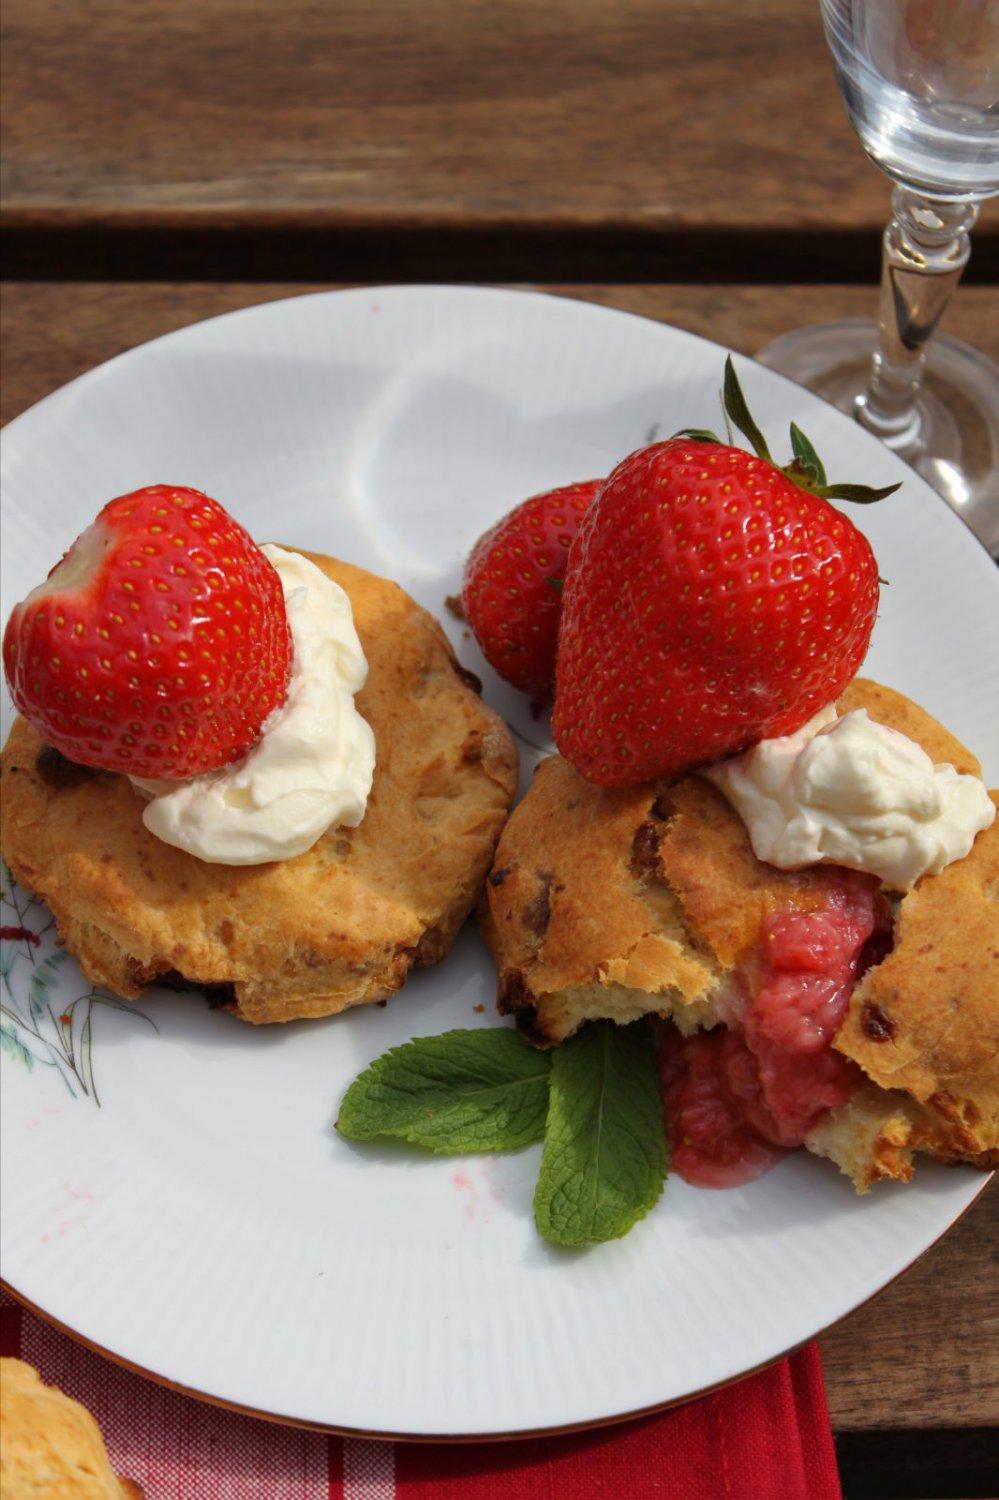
[704,704,994,890]
[132,546,375,865]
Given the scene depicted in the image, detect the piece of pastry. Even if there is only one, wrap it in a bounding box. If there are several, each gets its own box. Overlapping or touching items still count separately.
[481,679,997,1188]
[1,544,517,1023]
[0,1358,143,1499]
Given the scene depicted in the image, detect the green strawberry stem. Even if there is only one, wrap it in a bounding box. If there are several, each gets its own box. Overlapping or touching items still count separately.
[723,356,773,462]
[674,357,901,506]
[789,421,829,488]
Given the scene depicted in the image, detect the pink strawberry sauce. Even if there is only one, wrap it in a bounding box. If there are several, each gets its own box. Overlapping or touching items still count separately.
[660,872,892,1187]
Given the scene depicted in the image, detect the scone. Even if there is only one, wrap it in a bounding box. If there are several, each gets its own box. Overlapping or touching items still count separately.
[481,678,998,1187]
[0,1358,142,1499]
[0,551,518,1023]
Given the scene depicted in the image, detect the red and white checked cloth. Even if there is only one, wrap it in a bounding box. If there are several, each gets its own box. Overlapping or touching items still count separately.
[1,1290,841,1499]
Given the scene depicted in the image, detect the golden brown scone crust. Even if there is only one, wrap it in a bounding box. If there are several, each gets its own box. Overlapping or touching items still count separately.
[482,677,996,1181]
[483,678,922,1043]
[0,551,518,1023]
[481,758,854,1045]
[833,791,999,1164]
[804,1084,919,1191]
[0,1358,142,1499]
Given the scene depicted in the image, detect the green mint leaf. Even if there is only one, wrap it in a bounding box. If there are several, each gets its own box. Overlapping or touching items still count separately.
[336,1028,552,1153]
[534,1021,668,1248]
[819,481,902,504]
[722,355,772,462]
[789,422,829,488]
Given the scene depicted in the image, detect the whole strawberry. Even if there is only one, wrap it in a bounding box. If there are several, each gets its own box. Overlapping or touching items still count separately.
[3,485,292,778]
[463,479,599,696]
[553,359,898,786]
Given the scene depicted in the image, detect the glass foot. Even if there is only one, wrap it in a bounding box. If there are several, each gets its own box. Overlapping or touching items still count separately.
[756,319,999,558]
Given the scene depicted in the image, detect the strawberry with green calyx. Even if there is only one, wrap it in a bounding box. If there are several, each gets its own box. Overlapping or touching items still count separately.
[553,358,899,788]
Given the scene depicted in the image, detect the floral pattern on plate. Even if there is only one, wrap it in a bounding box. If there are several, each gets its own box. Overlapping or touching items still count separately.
[0,863,154,1104]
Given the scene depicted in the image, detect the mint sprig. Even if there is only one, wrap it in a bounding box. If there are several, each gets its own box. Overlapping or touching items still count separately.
[534,1021,669,1248]
[336,1028,551,1153]
[335,1021,670,1247]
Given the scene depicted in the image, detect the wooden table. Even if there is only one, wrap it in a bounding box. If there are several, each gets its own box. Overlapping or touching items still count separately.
[3,0,997,282]
[3,4,998,1497]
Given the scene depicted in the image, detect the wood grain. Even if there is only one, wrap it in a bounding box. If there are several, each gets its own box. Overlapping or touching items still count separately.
[1,280,996,1434]
[3,0,995,265]
[3,280,998,429]
[822,1182,997,1431]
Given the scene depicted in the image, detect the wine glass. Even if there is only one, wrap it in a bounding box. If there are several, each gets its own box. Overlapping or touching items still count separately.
[756,0,999,556]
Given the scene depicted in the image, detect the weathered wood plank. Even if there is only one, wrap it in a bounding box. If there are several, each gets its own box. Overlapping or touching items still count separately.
[4,0,995,256]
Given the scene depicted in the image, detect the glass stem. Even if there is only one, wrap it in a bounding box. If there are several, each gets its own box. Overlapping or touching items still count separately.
[854,186,978,447]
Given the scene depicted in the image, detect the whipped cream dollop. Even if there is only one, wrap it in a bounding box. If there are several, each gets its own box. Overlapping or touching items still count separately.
[704,704,995,890]
[132,546,376,865]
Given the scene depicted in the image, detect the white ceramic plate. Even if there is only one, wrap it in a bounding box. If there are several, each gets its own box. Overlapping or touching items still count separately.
[1,287,996,1438]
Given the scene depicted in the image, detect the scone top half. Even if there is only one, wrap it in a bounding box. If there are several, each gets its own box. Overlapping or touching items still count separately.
[481,678,998,1188]
[0,553,518,1024]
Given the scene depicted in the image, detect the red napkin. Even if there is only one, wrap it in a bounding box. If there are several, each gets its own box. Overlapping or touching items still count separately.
[1,1290,840,1499]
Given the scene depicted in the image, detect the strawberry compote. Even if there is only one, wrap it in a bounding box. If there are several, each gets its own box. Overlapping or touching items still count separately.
[660,872,890,1187]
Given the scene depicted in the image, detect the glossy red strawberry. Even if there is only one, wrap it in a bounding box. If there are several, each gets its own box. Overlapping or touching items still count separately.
[553,360,897,786]
[463,479,599,696]
[3,485,292,778]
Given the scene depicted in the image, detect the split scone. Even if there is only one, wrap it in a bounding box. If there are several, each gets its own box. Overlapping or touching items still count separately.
[481,679,997,1189]
[0,552,518,1023]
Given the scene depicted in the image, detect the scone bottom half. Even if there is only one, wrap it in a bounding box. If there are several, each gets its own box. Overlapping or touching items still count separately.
[480,679,998,1192]
[0,553,519,1025]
